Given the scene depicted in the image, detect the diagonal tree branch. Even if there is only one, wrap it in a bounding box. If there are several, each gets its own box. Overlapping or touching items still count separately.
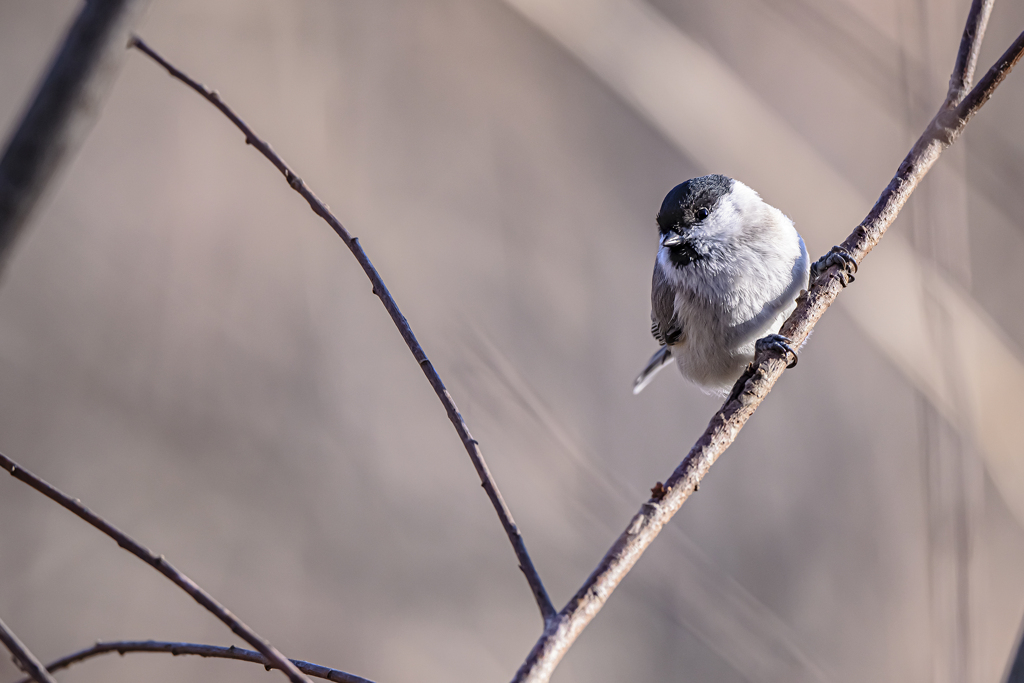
[0,615,58,683]
[510,17,1024,683]
[9,640,374,683]
[127,35,556,624]
[0,453,314,683]
[0,0,151,274]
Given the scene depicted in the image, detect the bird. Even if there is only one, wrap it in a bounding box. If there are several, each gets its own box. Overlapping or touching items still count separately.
[633,174,820,396]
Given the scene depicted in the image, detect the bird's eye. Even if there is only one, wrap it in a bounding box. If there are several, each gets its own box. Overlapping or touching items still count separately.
[696,207,710,221]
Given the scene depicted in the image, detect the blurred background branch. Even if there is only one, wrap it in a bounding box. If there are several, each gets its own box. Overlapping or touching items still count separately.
[0,0,150,274]
[1008,619,1024,683]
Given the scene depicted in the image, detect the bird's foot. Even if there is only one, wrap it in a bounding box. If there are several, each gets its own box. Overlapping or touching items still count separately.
[810,246,858,287]
[755,334,798,369]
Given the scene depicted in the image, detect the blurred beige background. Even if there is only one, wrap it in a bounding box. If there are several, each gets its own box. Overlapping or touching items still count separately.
[1,1,1024,682]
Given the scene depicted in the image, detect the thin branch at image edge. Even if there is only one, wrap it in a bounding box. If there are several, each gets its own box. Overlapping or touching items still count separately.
[9,640,373,683]
[0,452,316,683]
[127,35,556,624]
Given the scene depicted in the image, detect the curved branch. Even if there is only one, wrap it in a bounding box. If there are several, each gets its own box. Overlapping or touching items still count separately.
[0,453,313,683]
[127,35,555,623]
[510,23,1024,683]
[0,615,57,683]
[10,640,373,683]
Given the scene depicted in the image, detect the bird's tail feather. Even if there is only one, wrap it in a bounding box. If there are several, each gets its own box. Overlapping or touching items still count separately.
[633,346,673,395]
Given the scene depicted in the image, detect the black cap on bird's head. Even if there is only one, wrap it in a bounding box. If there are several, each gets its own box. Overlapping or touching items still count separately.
[656,174,734,266]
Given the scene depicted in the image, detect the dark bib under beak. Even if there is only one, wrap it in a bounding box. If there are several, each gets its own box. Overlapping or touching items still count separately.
[666,238,701,266]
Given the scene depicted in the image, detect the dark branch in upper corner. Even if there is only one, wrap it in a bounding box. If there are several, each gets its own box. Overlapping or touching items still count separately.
[127,35,556,624]
[10,640,374,683]
[0,453,314,683]
[0,0,151,276]
[511,14,1024,683]
[1006,613,1024,683]
[0,615,58,683]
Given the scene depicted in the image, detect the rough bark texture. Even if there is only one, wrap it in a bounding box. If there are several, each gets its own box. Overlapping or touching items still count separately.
[945,0,994,108]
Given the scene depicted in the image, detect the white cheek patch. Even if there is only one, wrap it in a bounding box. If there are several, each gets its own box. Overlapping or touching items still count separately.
[686,184,750,250]
[711,197,738,228]
[656,247,683,285]
[704,182,759,239]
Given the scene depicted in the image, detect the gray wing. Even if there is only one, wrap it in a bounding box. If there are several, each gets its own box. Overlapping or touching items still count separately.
[634,266,682,395]
[650,266,682,346]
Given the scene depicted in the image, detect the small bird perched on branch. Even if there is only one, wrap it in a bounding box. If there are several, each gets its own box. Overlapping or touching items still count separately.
[633,175,811,396]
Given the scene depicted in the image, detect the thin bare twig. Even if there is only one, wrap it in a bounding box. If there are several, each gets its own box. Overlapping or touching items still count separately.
[511,19,1024,683]
[127,35,556,623]
[10,640,374,683]
[0,453,314,683]
[0,0,151,272]
[0,615,57,683]
[945,0,994,108]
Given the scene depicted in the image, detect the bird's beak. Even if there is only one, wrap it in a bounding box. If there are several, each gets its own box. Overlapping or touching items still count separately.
[661,232,684,248]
